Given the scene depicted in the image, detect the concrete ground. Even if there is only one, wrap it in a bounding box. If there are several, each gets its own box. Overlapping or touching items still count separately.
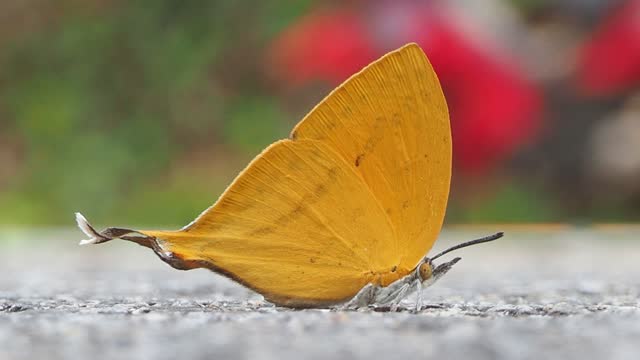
[1,227,639,360]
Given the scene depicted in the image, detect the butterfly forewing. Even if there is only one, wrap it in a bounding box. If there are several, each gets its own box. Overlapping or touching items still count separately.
[292,44,451,274]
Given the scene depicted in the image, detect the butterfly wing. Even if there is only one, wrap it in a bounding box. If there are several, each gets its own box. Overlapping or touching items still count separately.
[141,138,396,307]
[292,43,451,273]
[79,43,450,308]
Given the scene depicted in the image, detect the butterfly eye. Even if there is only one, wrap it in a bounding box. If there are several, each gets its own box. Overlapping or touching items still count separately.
[419,262,433,281]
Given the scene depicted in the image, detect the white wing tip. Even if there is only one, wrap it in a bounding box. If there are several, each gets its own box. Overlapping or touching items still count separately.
[78,238,98,246]
[75,212,102,245]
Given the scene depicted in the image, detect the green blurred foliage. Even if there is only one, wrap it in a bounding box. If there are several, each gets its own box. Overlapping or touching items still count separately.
[461,184,560,224]
[0,0,311,226]
[224,96,290,153]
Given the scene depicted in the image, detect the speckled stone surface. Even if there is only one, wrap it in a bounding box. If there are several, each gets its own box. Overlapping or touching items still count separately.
[1,228,639,360]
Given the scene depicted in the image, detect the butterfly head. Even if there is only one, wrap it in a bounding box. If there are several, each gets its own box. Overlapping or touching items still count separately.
[418,261,434,282]
[417,257,461,284]
[417,232,505,284]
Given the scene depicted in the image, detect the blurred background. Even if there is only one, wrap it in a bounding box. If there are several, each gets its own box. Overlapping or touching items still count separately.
[0,0,639,227]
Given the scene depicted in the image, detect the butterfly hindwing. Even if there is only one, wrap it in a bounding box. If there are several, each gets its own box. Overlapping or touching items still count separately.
[143,139,395,307]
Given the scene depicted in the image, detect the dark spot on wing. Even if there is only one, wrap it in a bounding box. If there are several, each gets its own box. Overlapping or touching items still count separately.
[355,154,365,167]
[314,183,328,197]
[391,265,397,273]
[310,258,316,264]
[402,200,410,209]
[292,204,304,215]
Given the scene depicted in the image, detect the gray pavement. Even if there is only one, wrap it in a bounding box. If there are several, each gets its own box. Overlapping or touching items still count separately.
[1,228,639,360]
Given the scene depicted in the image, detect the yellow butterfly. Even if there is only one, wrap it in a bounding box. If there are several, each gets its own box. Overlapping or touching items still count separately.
[76,43,502,310]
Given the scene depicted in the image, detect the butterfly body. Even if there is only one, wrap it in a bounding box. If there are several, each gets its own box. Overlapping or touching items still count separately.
[76,43,500,309]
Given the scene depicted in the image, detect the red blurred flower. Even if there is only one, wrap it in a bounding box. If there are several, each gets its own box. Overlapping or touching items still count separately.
[576,0,640,97]
[269,10,376,86]
[270,4,543,175]
[413,17,542,174]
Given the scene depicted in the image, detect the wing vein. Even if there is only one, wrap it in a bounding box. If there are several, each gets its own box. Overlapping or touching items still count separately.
[333,79,401,260]
[259,153,370,267]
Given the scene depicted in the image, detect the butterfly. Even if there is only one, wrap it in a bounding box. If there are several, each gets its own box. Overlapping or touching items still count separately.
[76,43,502,310]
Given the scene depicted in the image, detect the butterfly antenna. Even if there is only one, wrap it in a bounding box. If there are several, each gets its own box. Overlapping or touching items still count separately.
[430,232,504,262]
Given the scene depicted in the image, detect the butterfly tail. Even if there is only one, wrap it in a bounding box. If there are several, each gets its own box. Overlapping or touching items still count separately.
[75,212,150,247]
[76,212,108,245]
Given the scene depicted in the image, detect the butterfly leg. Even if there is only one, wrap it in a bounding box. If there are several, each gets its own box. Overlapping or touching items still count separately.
[386,278,426,312]
[343,276,413,310]
[388,283,412,312]
[415,279,424,312]
[342,283,379,309]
